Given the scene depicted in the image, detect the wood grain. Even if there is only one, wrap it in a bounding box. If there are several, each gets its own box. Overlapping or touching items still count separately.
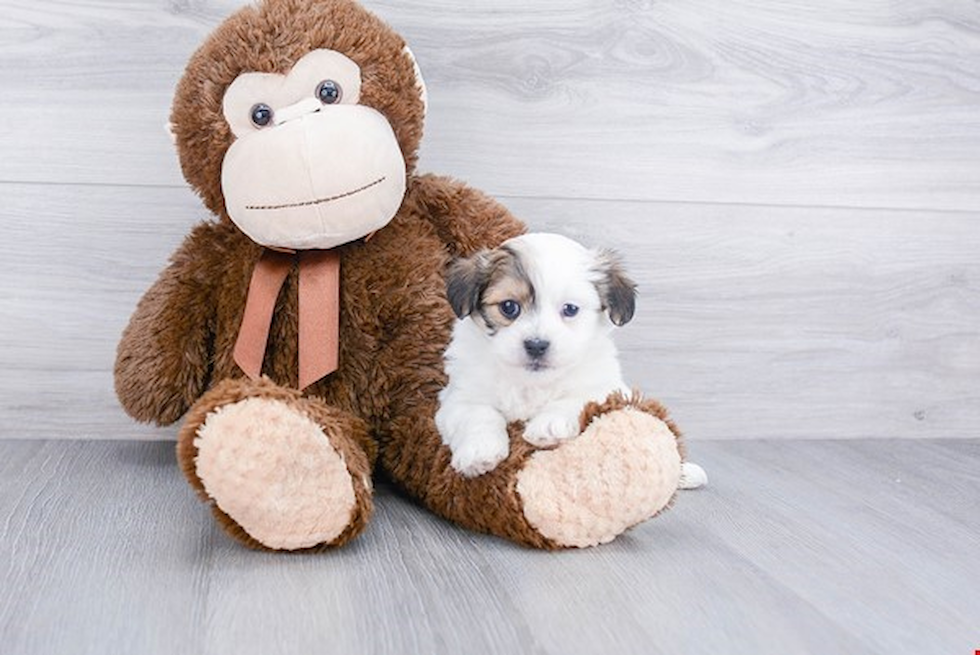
[3,0,978,441]
[0,183,201,440]
[3,182,977,441]
[1,438,977,654]
[1,0,978,209]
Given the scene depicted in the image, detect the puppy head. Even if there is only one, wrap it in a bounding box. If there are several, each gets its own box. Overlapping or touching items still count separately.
[446,233,636,372]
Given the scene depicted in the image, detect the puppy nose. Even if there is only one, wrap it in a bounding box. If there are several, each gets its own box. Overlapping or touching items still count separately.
[523,338,550,359]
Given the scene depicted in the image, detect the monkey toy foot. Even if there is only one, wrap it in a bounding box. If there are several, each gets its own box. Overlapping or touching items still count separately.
[515,396,683,547]
[177,378,374,551]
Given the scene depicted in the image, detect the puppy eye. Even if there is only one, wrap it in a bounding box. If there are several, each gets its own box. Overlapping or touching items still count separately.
[315,79,343,105]
[499,300,521,320]
[249,103,274,127]
[562,303,580,318]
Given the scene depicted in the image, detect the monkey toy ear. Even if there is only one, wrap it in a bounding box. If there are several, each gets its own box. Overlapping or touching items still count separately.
[593,249,637,326]
[402,45,428,116]
[445,251,494,318]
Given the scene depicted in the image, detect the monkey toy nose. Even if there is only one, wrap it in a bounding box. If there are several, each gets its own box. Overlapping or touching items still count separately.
[273,97,323,126]
[523,338,550,359]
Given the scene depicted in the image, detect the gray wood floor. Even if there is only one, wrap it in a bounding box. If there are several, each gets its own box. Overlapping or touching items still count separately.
[1,438,977,655]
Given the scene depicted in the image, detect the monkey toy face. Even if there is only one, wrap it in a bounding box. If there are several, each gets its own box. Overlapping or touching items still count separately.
[221,49,407,250]
[169,0,428,251]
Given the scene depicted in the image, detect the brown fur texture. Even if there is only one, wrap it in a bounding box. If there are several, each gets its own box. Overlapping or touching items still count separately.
[115,0,682,550]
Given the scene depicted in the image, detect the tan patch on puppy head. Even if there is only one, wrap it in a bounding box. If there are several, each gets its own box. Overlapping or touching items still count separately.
[446,246,533,332]
[481,249,533,328]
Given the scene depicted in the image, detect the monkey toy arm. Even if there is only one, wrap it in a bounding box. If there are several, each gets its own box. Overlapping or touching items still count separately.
[410,173,526,256]
[114,222,222,426]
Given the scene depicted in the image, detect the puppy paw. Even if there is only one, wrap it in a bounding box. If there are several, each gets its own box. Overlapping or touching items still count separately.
[679,461,708,489]
[524,408,582,448]
[450,433,510,478]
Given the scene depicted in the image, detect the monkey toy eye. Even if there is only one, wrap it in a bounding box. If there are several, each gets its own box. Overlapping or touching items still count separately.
[249,103,274,128]
[561,303,580,318]
[315,79,342,105]
[499,300,521,320]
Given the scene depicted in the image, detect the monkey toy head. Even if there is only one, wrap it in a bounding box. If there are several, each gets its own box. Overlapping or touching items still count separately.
[170,0,427,250]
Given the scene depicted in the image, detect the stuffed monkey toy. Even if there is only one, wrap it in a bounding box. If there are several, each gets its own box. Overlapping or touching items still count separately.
[115,0,684,551]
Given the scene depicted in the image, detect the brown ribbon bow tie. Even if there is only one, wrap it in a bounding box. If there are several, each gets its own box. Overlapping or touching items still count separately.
[233,248,340,390]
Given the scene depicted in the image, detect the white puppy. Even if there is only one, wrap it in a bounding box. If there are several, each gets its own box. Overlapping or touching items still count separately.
[436,232,706,489]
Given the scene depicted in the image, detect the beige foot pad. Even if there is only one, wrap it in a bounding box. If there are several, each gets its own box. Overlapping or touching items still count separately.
[194,397,356,550]
[516,408,682,548]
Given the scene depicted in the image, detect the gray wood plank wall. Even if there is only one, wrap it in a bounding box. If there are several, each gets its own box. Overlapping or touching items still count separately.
[1,0,978,441]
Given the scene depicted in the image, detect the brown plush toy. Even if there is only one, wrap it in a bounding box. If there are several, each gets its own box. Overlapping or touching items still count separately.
[115,0,684,551]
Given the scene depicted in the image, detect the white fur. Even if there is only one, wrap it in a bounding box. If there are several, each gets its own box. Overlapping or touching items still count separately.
[437,233,630,477]
[679,462,708,489]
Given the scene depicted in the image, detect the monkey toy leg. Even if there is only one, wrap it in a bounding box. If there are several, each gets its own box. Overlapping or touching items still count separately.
[382,390,684,549]
[176,377,376,551]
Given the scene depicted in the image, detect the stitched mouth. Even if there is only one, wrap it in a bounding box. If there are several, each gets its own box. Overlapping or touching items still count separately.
[245,176,386,211]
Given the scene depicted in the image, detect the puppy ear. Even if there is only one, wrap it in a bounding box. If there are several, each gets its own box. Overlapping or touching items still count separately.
[593,249,637,326]
[446,251,492,318]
